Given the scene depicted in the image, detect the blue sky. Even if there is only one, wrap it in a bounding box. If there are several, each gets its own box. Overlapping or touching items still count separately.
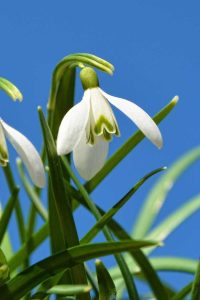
[1,0,200,294]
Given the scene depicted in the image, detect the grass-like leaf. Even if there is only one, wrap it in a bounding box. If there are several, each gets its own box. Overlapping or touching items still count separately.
[38,107,77,248]
[147,257,197,275]
[0,77,22,101]
[38,107,89,291]
[134,146,200,238]
[3,165,25,244]
[0,188,19,244]
[46,284,91,296]
[0,248,10,286]
[85,96,179,193]
[172,282,192,300]
[61,157,140,300]
[191,260,200,300]
[81,167,165,244]
[146,194,200,247]
[50,66,75,137]
[69,184,169,300]
[111,257,197,280]
[96,259,116,300]
[0,240,157,300]
[9,224,48,272]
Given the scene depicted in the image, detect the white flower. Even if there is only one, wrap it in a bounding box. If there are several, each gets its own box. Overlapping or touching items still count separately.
[0,119,45,188]
[57,67,163,180]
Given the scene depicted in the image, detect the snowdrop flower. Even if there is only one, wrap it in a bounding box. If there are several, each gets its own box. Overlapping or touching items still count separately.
[0,119,45,188]
[57,67,163,180]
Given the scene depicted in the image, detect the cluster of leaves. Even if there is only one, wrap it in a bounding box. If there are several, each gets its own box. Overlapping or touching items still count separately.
[0,53,199,300]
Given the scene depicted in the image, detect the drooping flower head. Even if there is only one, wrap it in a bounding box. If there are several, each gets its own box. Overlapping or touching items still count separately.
[57,67,163,180]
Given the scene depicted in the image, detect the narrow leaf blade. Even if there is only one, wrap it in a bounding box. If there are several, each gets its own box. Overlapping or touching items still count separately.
[96,259,116,300]
[134,146,200,238]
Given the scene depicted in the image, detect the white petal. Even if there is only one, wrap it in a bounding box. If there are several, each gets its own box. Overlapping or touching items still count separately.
[57,90,90,155]
[1,120,45,187]
[73,134,109,180]
[100,89,163,149]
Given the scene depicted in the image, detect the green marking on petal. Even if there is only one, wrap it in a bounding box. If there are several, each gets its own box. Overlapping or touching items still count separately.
[87,129,95,145]
[115,124,120,137]
[94,115,115,135]
[103,129,112,141]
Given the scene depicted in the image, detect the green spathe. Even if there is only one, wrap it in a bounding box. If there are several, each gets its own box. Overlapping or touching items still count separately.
[80,67,99,90]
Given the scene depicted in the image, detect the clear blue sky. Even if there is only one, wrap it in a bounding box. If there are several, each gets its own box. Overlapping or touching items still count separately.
[0,0,200,293]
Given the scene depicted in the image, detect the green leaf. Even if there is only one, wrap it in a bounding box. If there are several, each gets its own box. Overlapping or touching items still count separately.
[38,107,80,248]
[146,194,200,247]
[81,167,165,244]
[3,165,25,244]
[121,195,200,271]
[172,282,192,300]
[0,205,13,261]
[0,77,23,101]
[68,185,169,300]
[134,146,200,238]
[50,67,76,139]
[85,96,179,193]
[61,157,140,300]
[9,224,48,272]
[38,107,89,293]
[0,248,10,286]
[111,257,197,280]
[96,259,116,300]
[191,260,200,300]
[85,265,99,298]
[46,284,91,296]
[0,240,157,300]
[32,284,91,298]
[147,257,197,275]
[0,188,19,244]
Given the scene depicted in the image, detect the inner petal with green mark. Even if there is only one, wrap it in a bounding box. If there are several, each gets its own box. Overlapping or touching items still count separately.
[90,88,120,142]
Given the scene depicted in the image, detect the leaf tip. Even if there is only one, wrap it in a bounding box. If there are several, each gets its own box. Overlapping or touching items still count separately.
[171,95,179,105]
[37,106,42,112]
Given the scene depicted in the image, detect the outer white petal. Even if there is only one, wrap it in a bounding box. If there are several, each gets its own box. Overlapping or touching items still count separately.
[73,134,109,180]
[1,120,45,188]
[100,89,163,149]
[57,90,90,155]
